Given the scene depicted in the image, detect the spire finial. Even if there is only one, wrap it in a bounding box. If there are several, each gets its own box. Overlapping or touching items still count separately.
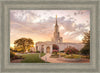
[55,15,58,26]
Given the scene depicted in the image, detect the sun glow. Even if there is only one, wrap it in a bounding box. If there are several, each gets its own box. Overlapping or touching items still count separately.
[77,35,84,41]
[10,44,14,48]
[59,25,64,30]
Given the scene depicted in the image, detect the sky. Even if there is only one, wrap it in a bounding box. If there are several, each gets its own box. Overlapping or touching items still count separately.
[10,10,90,47]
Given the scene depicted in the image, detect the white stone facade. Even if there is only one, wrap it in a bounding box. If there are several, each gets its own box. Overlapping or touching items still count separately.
[36,16,84,54]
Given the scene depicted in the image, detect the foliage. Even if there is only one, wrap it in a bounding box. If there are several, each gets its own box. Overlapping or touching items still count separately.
[52,44,59,55]
[81,55,90,59]
[53,50,58,55]
[58,53,66,57]
[60,50,64,53]
[64,54,81,59]
[80,47,90,55]
[10,49,23,61]
[14,38,34,53]
[53,44,59,50]
[80,31,90,55]
[50,54,59,58]
[82,31,90,44]
[64,46,79,55]
[10,51,15,58]
[36,51,40,53]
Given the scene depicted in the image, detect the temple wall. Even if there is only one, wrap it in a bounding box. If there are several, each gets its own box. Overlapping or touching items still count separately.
[36,42,85,54]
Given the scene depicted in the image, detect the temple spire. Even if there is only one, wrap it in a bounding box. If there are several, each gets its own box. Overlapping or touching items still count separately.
[53,15,63,43]
[56,15,57,26]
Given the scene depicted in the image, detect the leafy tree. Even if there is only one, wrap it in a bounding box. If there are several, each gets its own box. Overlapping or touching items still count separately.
[82,31,90,44]
[80,31,90,55]
[14,38,34,53]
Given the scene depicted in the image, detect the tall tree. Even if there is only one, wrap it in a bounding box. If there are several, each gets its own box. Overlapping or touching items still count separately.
[82,31,90,44]
[14,38,34,52]
[80,31,90,55]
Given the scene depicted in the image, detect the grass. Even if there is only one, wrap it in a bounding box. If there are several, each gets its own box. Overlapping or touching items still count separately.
[18,53,47,63]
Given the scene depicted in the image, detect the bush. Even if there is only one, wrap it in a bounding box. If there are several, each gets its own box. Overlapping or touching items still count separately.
[60,50,64,53]
[50,54,59,58]
[64,46,79,55]
[52,50,58,55]
[80,47,90,55]
[10,50,24,61]
[64,54,81,59]
[36,51,40,53]
[10,51,15,58]
[81,55,90,59]
[58,53,66,57]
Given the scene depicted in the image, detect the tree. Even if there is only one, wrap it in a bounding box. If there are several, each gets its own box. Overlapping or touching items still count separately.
[80,31,90,55]
[14,38,34,53]
[82,31,90,44]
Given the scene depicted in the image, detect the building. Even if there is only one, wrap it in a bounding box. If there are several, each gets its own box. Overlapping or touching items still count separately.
[36,15,84,54]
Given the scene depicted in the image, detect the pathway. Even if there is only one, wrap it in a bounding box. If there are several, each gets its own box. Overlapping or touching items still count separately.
[11,59,23,63]
[41,54,90,63]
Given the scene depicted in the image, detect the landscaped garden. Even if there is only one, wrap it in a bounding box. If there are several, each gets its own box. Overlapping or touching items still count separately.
[19,53,46,63]
[10,31,90,63]
[10,51,47,63]
[50,45,90,62]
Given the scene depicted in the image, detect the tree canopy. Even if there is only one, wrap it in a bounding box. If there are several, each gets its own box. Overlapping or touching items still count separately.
[82,31,90,44]
[80,31,90,55]
[14,38,34,53]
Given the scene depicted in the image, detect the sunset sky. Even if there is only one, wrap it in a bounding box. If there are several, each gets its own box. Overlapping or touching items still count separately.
[10,10,90,47]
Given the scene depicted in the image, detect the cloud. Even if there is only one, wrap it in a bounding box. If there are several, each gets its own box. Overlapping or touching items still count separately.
[10,10,39,24]
[10,10,90,44]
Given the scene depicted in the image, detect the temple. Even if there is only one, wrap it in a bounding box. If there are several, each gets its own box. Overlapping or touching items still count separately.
[35,15,84,54]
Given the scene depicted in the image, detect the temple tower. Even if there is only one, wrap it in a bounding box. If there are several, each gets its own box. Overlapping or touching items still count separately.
[53,15,63,43]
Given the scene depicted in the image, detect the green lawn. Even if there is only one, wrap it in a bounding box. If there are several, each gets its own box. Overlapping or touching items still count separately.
[18,53,47,63]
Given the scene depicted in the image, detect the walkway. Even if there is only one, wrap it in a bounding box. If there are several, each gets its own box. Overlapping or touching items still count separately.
[11,59,23,63]
[41,54,90,63]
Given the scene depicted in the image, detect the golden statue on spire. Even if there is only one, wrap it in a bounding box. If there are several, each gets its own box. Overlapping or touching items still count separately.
[56,15,57,18]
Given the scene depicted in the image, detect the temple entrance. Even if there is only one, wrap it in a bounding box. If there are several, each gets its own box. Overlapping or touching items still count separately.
[46,46,50,53]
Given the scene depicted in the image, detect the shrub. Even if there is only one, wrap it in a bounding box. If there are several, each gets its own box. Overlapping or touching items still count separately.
[53,50,58,55]
[58,53,66,57]
[10,50,24,61]
[50,54,59,58]
[53,44,59,50]
[60,50,64,52]
[36,51,40,53]
[64,46,79,55]
[10,51,15,58]
[81,55,90,59]
[80,47,90,55]
[64,54,81,59]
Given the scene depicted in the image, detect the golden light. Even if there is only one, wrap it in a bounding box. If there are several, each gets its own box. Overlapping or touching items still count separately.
[64,32,68,35]
[77,35,84,41]
[59,25,64,30]
[10,44,14,48]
